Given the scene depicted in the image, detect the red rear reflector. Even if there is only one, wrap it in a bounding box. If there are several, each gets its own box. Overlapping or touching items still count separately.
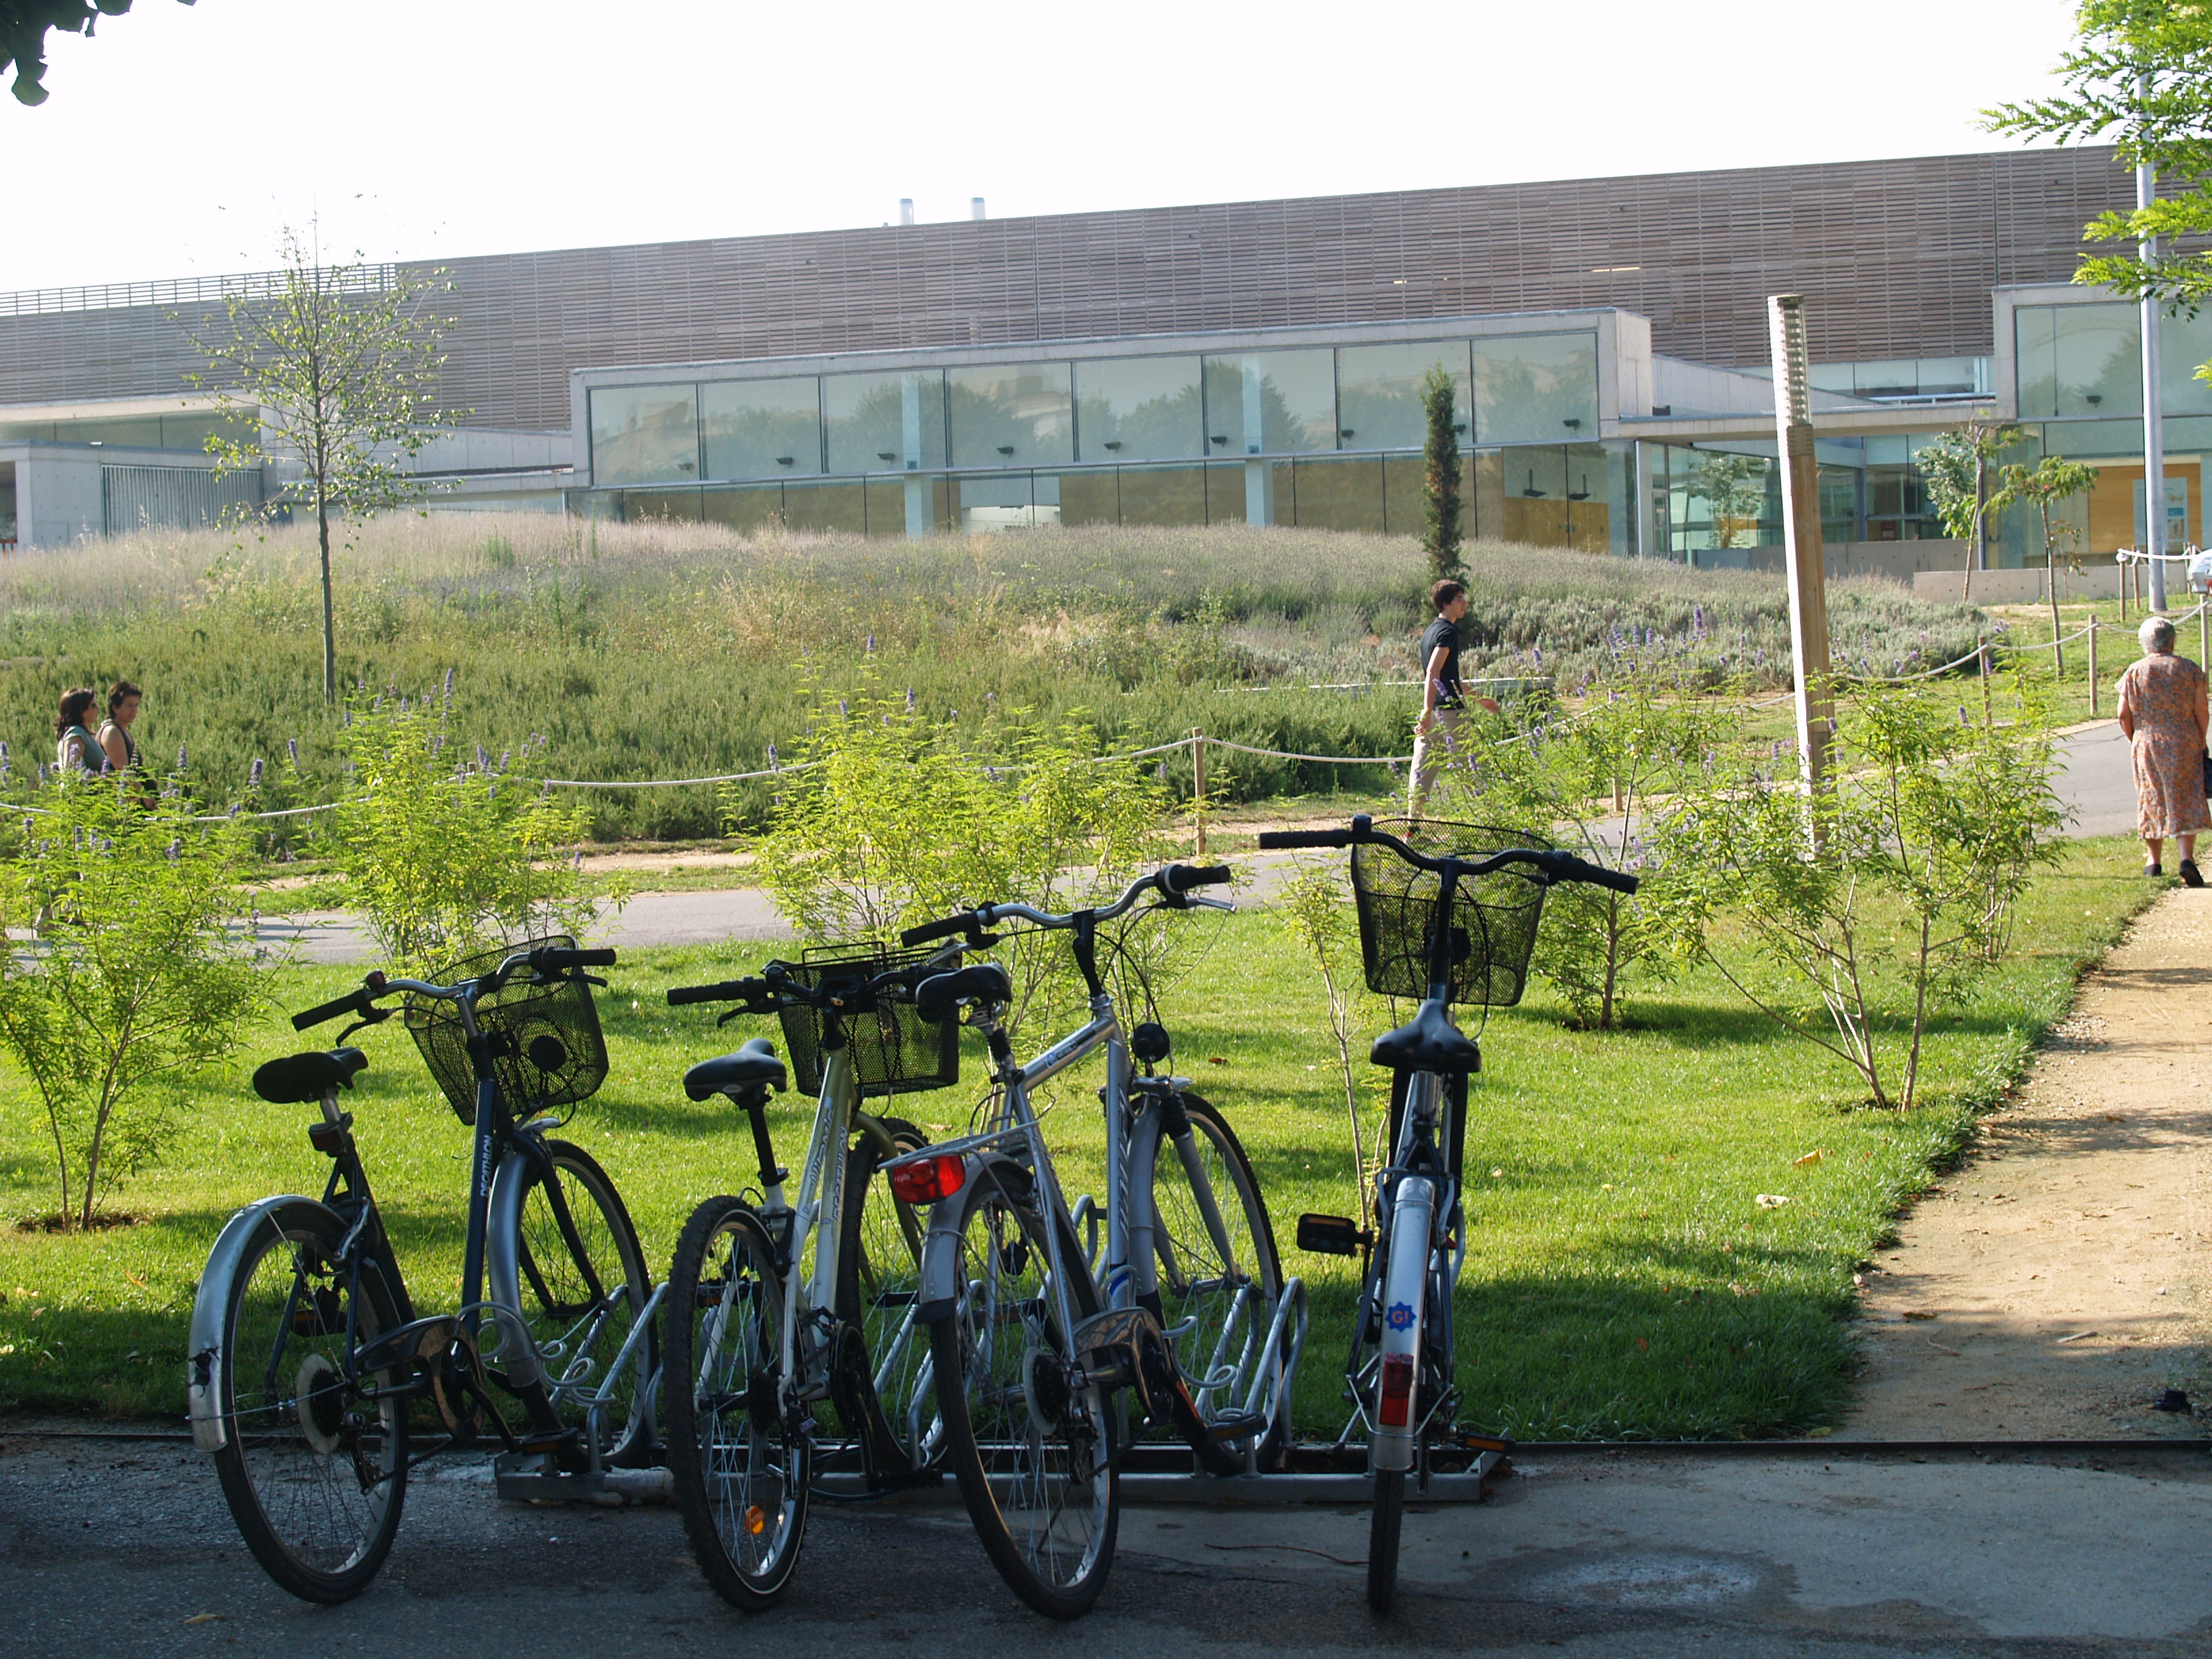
[888,1153,965,1206]
[1378,1352,1415,1428]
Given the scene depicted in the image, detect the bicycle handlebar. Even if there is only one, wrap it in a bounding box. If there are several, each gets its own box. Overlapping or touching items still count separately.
[292,986,377,1032]
[898,862,1234,948]
[1258,817,1638,895]
[667,977,766,1008]
[289,943,621,1032]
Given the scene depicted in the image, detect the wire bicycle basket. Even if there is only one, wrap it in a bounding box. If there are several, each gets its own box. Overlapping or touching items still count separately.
[405,934,611,1124]
[1349,820,1553,1006]
[769,940,960,1099]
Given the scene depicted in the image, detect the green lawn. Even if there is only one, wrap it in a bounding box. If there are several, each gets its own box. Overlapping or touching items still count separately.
[0,837,2154,1438]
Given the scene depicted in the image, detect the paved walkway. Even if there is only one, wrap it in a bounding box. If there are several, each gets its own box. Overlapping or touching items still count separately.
[261,722,2144,966]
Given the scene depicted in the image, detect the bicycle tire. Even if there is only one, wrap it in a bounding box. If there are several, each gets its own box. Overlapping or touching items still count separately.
[495,1138,656,1464]
[1132,1092,1290,1474]
[664,1196,811,1611]
[1367,1467,1405,1612]
[928,1160,1118,1620]
[836,1115,933,1467]
[207,1199,410,1604]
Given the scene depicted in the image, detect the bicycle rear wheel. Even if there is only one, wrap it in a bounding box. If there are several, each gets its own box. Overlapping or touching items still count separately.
[928,1160,1118,1620]
[838,1115,933,1466]
[207,1200,409,1603]
[664,1196,810,1611]
[1134,1092,1289,1473]
[495,1138,655,1463]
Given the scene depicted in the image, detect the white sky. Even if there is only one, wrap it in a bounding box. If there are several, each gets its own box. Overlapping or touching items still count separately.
[1,0,2084,292]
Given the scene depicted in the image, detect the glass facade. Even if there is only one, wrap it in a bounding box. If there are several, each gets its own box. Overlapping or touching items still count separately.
[948,362,1074,468]
[1200,350,1337,455]
[2015,302,2212,421]
[590,385,699,487]
[1075,355,1203,462]
[702,377,821,480]
[1471,333,1598,444]
[824,369,947,474]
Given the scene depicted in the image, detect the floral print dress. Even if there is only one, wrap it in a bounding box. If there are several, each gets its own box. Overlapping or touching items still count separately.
[2117,652,2211,838]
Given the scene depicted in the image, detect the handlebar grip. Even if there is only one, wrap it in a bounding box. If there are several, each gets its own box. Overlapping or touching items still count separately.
[668,978,758,1007]
[1539,851,1641,895]
[533,945,617,971]
[1256,830,1351,851]
[1162,863,1232,894]
[293,988,369,1032]
[899,913,976,947]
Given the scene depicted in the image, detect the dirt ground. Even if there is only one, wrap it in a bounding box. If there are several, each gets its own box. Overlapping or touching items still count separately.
[1843,886,2212,1439]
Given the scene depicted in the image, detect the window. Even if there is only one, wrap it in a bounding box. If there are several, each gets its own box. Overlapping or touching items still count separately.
[1076,356,1202,462]
[591,385,699,486]
[948,363,1074,468]
[1334,342,1473,451]
[1200,350,1336,456]
[825,369,946,474]
[1470,333,1597,445]
[701,377,821,480]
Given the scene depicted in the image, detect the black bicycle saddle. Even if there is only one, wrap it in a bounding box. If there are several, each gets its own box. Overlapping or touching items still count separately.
[916,963,1013,1025]
[684,1036,787,1100]
[1368,1000,1481,1074]
[253,1048,370,1104]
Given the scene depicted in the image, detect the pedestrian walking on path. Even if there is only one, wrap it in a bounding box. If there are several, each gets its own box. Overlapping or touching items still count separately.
[96,678,142,775]
[1407,579,1498,820]
[52,687,99,776]
[2116,614,2210,884]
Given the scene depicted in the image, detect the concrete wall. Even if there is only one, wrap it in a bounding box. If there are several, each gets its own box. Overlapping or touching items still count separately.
[1914,566,2125,602]
[1689,539,1969,583]
[12,449,100,548]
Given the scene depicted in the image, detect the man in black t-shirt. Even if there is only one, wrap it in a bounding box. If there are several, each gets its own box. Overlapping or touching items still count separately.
[1408,578,1496,818]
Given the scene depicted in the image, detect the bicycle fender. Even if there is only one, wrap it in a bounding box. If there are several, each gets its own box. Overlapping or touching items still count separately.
[914,1153,1030,1324]
[483,1139,556,1391]
[1371,1174,1436,1474]
[186,1194,337,1454]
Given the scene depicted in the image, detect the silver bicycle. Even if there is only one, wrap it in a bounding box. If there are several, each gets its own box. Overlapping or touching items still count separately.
[892,862,1308,1619]
[660,944,956,1610]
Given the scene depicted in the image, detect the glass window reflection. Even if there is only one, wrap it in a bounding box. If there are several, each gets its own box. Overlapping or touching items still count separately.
[825,369,947,474]
[949,363,1075,468]
[1470,334,1597,445]
[701,377,822,480]
[1200,350,1336,456]
[2016,304,2139,418]
[1336,342,1473,451]
[1076,356,1202,462]
[591,385,699,486]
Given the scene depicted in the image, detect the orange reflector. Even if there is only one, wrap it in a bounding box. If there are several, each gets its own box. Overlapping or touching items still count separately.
[888,1152,966,1206]
[743,1504,767,1536]
[1378,1353,1415,1428]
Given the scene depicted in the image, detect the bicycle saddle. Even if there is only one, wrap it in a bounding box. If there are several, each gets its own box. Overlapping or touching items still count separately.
[1368,1000,1481,1074]
[253,1047,369,1104]
[684,1036,786,1101]
[915,963,1012,1024]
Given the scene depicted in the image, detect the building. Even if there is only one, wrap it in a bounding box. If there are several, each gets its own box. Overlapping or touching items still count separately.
[0,144,2188,567]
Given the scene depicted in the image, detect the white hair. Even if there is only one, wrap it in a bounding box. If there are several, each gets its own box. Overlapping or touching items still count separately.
[2142,616,2177,654]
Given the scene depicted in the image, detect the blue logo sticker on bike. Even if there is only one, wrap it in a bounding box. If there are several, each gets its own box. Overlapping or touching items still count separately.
[1385,1301,1415,1330]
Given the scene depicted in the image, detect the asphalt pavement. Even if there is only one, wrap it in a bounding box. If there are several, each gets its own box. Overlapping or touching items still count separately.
[260,720,2144,966]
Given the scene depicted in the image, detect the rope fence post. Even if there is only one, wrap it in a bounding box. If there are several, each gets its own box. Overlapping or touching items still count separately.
[1191,726,1207,859]
[2200,592,2208,670]
[2087,619,2098,717]
[1979,634,1992,729]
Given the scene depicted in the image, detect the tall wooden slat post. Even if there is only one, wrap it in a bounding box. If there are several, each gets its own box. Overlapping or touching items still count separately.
[2088,620,2099,717]
[1769,295,1832,820]
[1191,728,1207,858]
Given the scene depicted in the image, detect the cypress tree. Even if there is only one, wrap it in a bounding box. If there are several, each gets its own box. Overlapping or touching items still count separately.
[1420,366,1463,581]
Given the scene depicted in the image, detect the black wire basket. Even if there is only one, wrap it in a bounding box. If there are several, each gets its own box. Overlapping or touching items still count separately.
[405,934,611,1124]
[769,941,960,1099]
[1349,821,1553,1006]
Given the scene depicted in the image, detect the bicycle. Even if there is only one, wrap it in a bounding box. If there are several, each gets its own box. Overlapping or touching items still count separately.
[658,942,960,1610]
[890,862,1307,1619]
[186,937,659,1603]
[1256,816,1635,1612]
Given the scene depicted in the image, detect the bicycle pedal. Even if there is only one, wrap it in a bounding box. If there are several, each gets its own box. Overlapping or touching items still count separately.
[1206,1412,1271,1443]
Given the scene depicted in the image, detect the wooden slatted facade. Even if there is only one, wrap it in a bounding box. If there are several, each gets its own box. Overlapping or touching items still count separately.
[0,146,2131,433]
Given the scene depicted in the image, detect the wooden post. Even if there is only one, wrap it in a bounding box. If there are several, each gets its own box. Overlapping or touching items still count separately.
[2088,619,2099,717]
[1191,727,1207,858]
[1980,634,1992,728]
[2200,600,2208,672]
[1769,295,1832,819]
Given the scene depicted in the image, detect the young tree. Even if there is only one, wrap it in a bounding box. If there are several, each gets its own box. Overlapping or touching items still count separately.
[1,1,192,106]
[188,226,461,703]
[0,775,264,1229]
[323,695,601,973]
[1420,366,1464,583]
[1914,415,2020,598]
[1688,453,1768,551]
[1986,4,2212,348]
[1989,456,2102,674]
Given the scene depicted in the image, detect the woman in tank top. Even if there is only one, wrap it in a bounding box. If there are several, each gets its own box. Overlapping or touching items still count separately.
[54,688,100,775]
[98,680,142,775]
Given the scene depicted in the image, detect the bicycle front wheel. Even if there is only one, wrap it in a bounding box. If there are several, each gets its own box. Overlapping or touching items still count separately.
[495,1138,656,1463]
[207,1200,410,1603]
[928,1160,1118,1620]
[1368,1467,1406,1612]
[665,1195,811,1610]
[1135,1092,1290,1473]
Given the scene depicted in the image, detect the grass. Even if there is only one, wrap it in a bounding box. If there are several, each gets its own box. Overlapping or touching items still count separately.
[0,836,2154,1439]
[0,514,1990,843]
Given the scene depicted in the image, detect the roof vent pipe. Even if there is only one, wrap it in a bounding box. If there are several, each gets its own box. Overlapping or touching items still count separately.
[899,199,915,226]
[970,197,985,222]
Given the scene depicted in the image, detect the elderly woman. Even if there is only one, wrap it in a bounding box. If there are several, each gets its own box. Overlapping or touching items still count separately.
[2116,615,2211,885]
